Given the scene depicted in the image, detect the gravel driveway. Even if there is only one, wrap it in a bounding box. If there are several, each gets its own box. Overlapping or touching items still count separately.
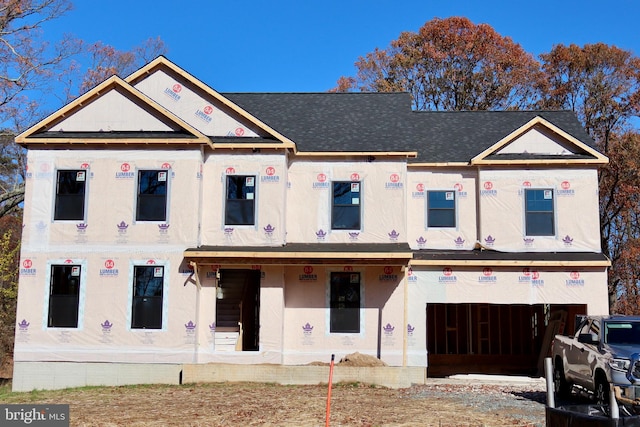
[416,376,548,427]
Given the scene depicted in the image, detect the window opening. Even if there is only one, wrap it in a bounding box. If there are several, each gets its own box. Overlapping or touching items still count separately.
[332,181,361,230]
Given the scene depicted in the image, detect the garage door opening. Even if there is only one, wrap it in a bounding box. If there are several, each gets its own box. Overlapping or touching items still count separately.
[426,303,586,377]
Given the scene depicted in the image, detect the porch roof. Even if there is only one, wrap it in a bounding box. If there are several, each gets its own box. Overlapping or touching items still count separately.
[184,244,610,268]
[184,243,414,266]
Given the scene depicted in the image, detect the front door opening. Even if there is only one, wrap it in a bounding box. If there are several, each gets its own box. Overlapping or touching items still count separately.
[216,269,261,351]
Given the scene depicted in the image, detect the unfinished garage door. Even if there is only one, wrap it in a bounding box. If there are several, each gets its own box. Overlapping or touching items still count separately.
[426,303,586,377]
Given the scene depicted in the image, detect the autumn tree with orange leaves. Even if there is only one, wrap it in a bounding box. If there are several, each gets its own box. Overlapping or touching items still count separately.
[597,131,640,313]
[537,43,640,313]
[334,17,541,110]
[337,18,640,313]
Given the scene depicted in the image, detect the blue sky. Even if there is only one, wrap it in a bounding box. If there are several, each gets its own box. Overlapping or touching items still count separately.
[42,0,640,93]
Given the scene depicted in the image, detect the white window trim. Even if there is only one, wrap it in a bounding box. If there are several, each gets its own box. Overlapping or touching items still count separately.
[222,173,259,229]
[325,269,365,337]
[424,188,459,230]
[133,168,172,224]
[330,180,364,232]
[43,259,88,330]
[523,186,558,238]
[127,259,170,331]
[51,168,89,223]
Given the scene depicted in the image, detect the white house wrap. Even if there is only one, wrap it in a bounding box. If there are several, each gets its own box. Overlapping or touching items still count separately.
[12,57,609,391]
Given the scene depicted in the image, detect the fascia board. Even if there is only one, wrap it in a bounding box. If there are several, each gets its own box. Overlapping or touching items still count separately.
[410,259,611,267]
[294,151,418,158]
[185,250,414,260]
[408,162,470,168]
[471,158,609,166]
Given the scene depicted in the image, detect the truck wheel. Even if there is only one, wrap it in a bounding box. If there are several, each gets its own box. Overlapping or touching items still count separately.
[594,374,610,405]
[553,360,571,398]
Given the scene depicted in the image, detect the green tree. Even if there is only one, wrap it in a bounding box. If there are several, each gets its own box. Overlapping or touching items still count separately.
[0,132,24,218]
[0,215,20,371]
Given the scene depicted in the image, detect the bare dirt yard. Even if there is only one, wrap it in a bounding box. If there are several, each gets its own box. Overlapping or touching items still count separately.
[0,355,547,426]
[0,380,547,426]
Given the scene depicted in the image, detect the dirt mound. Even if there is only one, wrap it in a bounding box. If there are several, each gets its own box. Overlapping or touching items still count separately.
[338,352,387,367]
[306,352,387,367]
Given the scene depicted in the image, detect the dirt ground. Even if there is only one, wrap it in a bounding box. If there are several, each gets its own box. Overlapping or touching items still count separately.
[1,382,544,427]
[0,354,545,426]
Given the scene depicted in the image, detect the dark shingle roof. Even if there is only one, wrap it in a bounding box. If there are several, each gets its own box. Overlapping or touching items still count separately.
[223,92,597,164]
[224,92,416,154]
[407,110,596,163]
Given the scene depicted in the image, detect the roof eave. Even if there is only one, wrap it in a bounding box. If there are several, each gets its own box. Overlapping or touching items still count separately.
[19,137,209,146]
[295,151,418,158]
[408,162,470,168]
[410,259,611,267]
[471,158,609,166]
[185,250,414,266]
[211,142,296,150]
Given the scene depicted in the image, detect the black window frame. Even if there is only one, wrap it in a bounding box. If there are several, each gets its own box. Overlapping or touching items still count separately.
[426,190,456,228]
[224,175,256,226]
[331,181,361,230]
[54,169,87,221]
[330,272,361,333]
[131,265,164,329]
[136,170,168,222]
[525,188,555,236]
[48,264,82,328]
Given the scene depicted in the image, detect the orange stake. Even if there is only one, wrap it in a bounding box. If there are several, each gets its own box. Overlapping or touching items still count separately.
[325,354,335,427]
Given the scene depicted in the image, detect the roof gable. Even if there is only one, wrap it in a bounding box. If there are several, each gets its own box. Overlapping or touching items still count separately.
[125,56,296,150]
[16,75,210,146]
[50,89,175,132]
[471,116,608,165]
[407,111,607,165]
[494,125,578,155]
